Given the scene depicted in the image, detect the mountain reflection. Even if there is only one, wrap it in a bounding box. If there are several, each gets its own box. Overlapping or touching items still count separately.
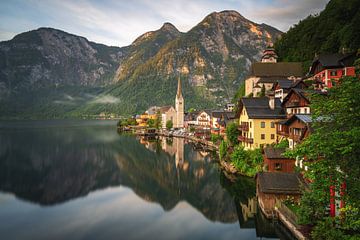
[0,125,243,223]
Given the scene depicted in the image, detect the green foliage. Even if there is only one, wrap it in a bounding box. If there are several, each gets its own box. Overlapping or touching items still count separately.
[311,218,351,240]
[287,76,360,235]
[166,120,173,130]
[219,140,228,160]
[210,134,222,143]
[275,0,360,71]
[259,85,265,97]
[230,145,263,177]
[147,118,155,128]
[226,122,239,146]
[275,139,289,148]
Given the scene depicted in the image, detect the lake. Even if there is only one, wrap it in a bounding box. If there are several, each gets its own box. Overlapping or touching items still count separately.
[0,120,291,240]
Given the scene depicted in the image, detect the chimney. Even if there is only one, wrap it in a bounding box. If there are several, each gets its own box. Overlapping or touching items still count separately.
[269,95,275,110]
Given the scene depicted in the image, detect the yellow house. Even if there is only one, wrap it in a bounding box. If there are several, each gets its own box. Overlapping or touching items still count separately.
[238,97,286,150]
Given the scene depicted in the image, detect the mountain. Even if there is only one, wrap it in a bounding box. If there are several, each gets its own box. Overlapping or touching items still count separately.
[0,28,128,119]
[82,10,282,115]
[275,0,360,69]
[0,10,282,119]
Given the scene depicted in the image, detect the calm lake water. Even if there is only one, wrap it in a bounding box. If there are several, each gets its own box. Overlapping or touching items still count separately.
[0,120,290,240]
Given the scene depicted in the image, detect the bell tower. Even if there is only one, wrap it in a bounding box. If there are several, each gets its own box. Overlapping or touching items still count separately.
[175,77,184,128]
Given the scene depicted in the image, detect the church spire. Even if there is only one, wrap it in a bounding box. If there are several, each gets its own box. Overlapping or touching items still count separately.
[176,76,182,98]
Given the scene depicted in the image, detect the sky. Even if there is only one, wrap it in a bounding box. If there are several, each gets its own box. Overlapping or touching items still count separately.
[0,0,330,47]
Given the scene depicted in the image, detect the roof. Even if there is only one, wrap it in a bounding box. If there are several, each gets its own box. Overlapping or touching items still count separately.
[197,110,212,117]
[212,111,226,118]
[281,88,310,107]
[251,62,303,77]
[241,97,286,119]
[275,79,294,89]
[264,147,289,159]
[257,172,303,194]
[282,114,312,126]
[309,52,356,75]
[159,106,174,113]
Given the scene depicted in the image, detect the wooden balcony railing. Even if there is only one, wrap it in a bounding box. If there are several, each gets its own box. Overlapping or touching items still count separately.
[238,135,254,144]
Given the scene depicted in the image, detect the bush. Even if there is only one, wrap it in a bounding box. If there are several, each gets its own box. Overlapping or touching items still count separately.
[219,140,228,160]
[166,120,173,130]
[211,134,222,143]
[275,139,289,148]
[226,122,239,146]
[230,145,263,177]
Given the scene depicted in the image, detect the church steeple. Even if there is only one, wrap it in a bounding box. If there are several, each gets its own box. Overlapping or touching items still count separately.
[176,77,183,98]
[175,76,184,128]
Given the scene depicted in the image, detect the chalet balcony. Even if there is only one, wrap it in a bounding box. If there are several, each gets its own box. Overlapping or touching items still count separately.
[238,123,249,131]
[287,101,300,108]
[238,135,254,144]
[277,130,289,137]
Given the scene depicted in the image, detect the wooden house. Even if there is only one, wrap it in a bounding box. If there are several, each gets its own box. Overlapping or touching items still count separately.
[256,172,304,218]
[281,88,311,116]
[263,147,295,173]
[273,79,307,102]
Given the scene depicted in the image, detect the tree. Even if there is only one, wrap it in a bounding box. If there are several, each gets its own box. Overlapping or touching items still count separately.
[287,76,360,237]
[166,120,173,130]
[259,84,265,97]
[226,122,239,146]
[147,118,155,128]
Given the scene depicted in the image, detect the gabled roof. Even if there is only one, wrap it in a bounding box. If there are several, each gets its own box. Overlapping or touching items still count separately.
[251,62,303,77]
[309,52,356,75]
[159,106,174,113]
[264,147,289,159]
[196,110,212,118]
[257,172,304,194]
[281,88,310,107]
[241,97,286,119]
[273,79,294,89]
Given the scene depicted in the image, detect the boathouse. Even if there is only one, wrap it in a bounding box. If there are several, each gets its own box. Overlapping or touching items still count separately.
[256,172,304,218]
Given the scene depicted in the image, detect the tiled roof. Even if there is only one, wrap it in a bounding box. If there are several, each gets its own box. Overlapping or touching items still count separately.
[264,147,289,159]
[257,172,303,194]
[241,97,286,119]
[251,62,303,77]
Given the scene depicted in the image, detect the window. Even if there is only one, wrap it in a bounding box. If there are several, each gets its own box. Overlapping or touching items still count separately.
[271,134,275,140]
[275,163,282,170]
[261,134,265,140]
[304,108,307,114]
[271,122,275,128]
[330,70,337,76]
[250,122,252,128]
[261,122,265,128]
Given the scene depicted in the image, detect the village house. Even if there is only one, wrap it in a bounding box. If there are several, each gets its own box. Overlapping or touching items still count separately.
[276,114,313,149]
[245,45,303,97]
[238,96,286,150]
[195,110,212,128]
[256,172,304,218]
[307,52,356,89]
[281,88,311,116]
[263,147,295,173]
[218,111,236,137]
[273,79,307,102]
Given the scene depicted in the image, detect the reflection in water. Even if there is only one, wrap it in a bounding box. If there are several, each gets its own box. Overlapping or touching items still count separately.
[0,121,284,239]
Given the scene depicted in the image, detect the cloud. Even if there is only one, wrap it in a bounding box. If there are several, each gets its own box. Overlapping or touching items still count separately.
[91,95,120,104]
[0,0,330,46]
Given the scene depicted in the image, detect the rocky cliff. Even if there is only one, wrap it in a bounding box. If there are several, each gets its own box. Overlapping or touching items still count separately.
[0,10,282,118]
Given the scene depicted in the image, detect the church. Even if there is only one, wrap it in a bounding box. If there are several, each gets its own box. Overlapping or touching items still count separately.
[161,78,184,129]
